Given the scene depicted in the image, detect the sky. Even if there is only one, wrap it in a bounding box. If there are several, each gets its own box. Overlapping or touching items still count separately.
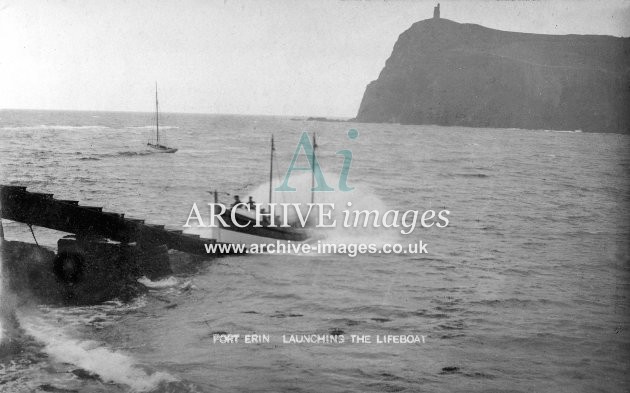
[0,0,628,117]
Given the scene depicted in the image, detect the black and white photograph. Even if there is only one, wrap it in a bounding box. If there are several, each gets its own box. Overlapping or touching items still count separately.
[0,0,628,392]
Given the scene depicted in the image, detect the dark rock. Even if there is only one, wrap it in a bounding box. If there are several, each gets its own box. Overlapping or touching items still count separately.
[440,366,461,374]
[71,368,101,381]
[356,18,630,133]
[329,328,344,335]
[305,117,347,122]
[38,384,78,393]
[270,312,303,318]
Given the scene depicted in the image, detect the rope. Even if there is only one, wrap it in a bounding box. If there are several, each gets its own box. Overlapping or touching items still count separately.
[28,224,39,246]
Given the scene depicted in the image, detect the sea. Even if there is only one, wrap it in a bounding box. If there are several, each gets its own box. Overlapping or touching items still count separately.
[0,109,628,392]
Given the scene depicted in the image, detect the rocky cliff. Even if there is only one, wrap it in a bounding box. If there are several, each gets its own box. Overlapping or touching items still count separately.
[356,19,630,133]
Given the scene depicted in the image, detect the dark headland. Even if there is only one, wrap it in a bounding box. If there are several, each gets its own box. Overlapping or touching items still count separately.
[355,15,630,133]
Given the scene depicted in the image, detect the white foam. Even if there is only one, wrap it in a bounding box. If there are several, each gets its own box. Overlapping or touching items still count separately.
[19,312,177,392]
[138,276,179,289]
[248,172,401,248]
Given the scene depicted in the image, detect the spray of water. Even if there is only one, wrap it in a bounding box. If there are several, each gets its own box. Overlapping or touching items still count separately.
[19,311,177,392]
[0,219,23,357]
[0,218,4,344]
[248,172,401,247]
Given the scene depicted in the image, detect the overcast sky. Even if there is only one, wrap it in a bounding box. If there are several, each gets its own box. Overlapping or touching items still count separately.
[1,0,628,117]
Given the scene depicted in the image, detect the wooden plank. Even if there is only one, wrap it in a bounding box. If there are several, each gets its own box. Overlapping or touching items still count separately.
[0,185,216,257]
[82,206,103,213]
[30,192,54,199]
[2,185,27,192]
[103,212,124,219]
[127,218,145,224]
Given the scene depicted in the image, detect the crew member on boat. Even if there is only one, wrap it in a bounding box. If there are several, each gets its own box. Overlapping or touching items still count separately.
[232,195,242,208]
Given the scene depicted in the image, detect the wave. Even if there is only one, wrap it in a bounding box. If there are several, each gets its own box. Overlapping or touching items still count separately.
[469,298,567,308]
[138,276,179,289]
[447,173,490,178]
[18,311,177,392]
[542,129,583,133]
[138,277,196,294]
[0,125,112,131]
[126,125,180,130]
[36,297,148,330]
[116,150,154,157]
[69,150,159,162]
[247,173,402,248]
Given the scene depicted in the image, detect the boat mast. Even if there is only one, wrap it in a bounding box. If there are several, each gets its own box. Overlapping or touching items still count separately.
[269,135,274,205]
[311,132,316,204]
[155,82,159,145]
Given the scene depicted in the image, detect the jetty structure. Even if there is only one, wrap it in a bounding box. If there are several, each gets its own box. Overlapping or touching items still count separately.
[0,184,230,305]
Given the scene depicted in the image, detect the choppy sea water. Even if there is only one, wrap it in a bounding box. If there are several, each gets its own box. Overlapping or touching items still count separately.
[0,109,628,392]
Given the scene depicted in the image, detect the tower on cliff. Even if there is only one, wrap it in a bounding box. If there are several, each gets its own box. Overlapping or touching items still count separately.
[433,3,440,19]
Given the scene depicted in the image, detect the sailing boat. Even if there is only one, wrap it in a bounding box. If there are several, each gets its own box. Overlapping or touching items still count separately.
[147,83,178,153]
